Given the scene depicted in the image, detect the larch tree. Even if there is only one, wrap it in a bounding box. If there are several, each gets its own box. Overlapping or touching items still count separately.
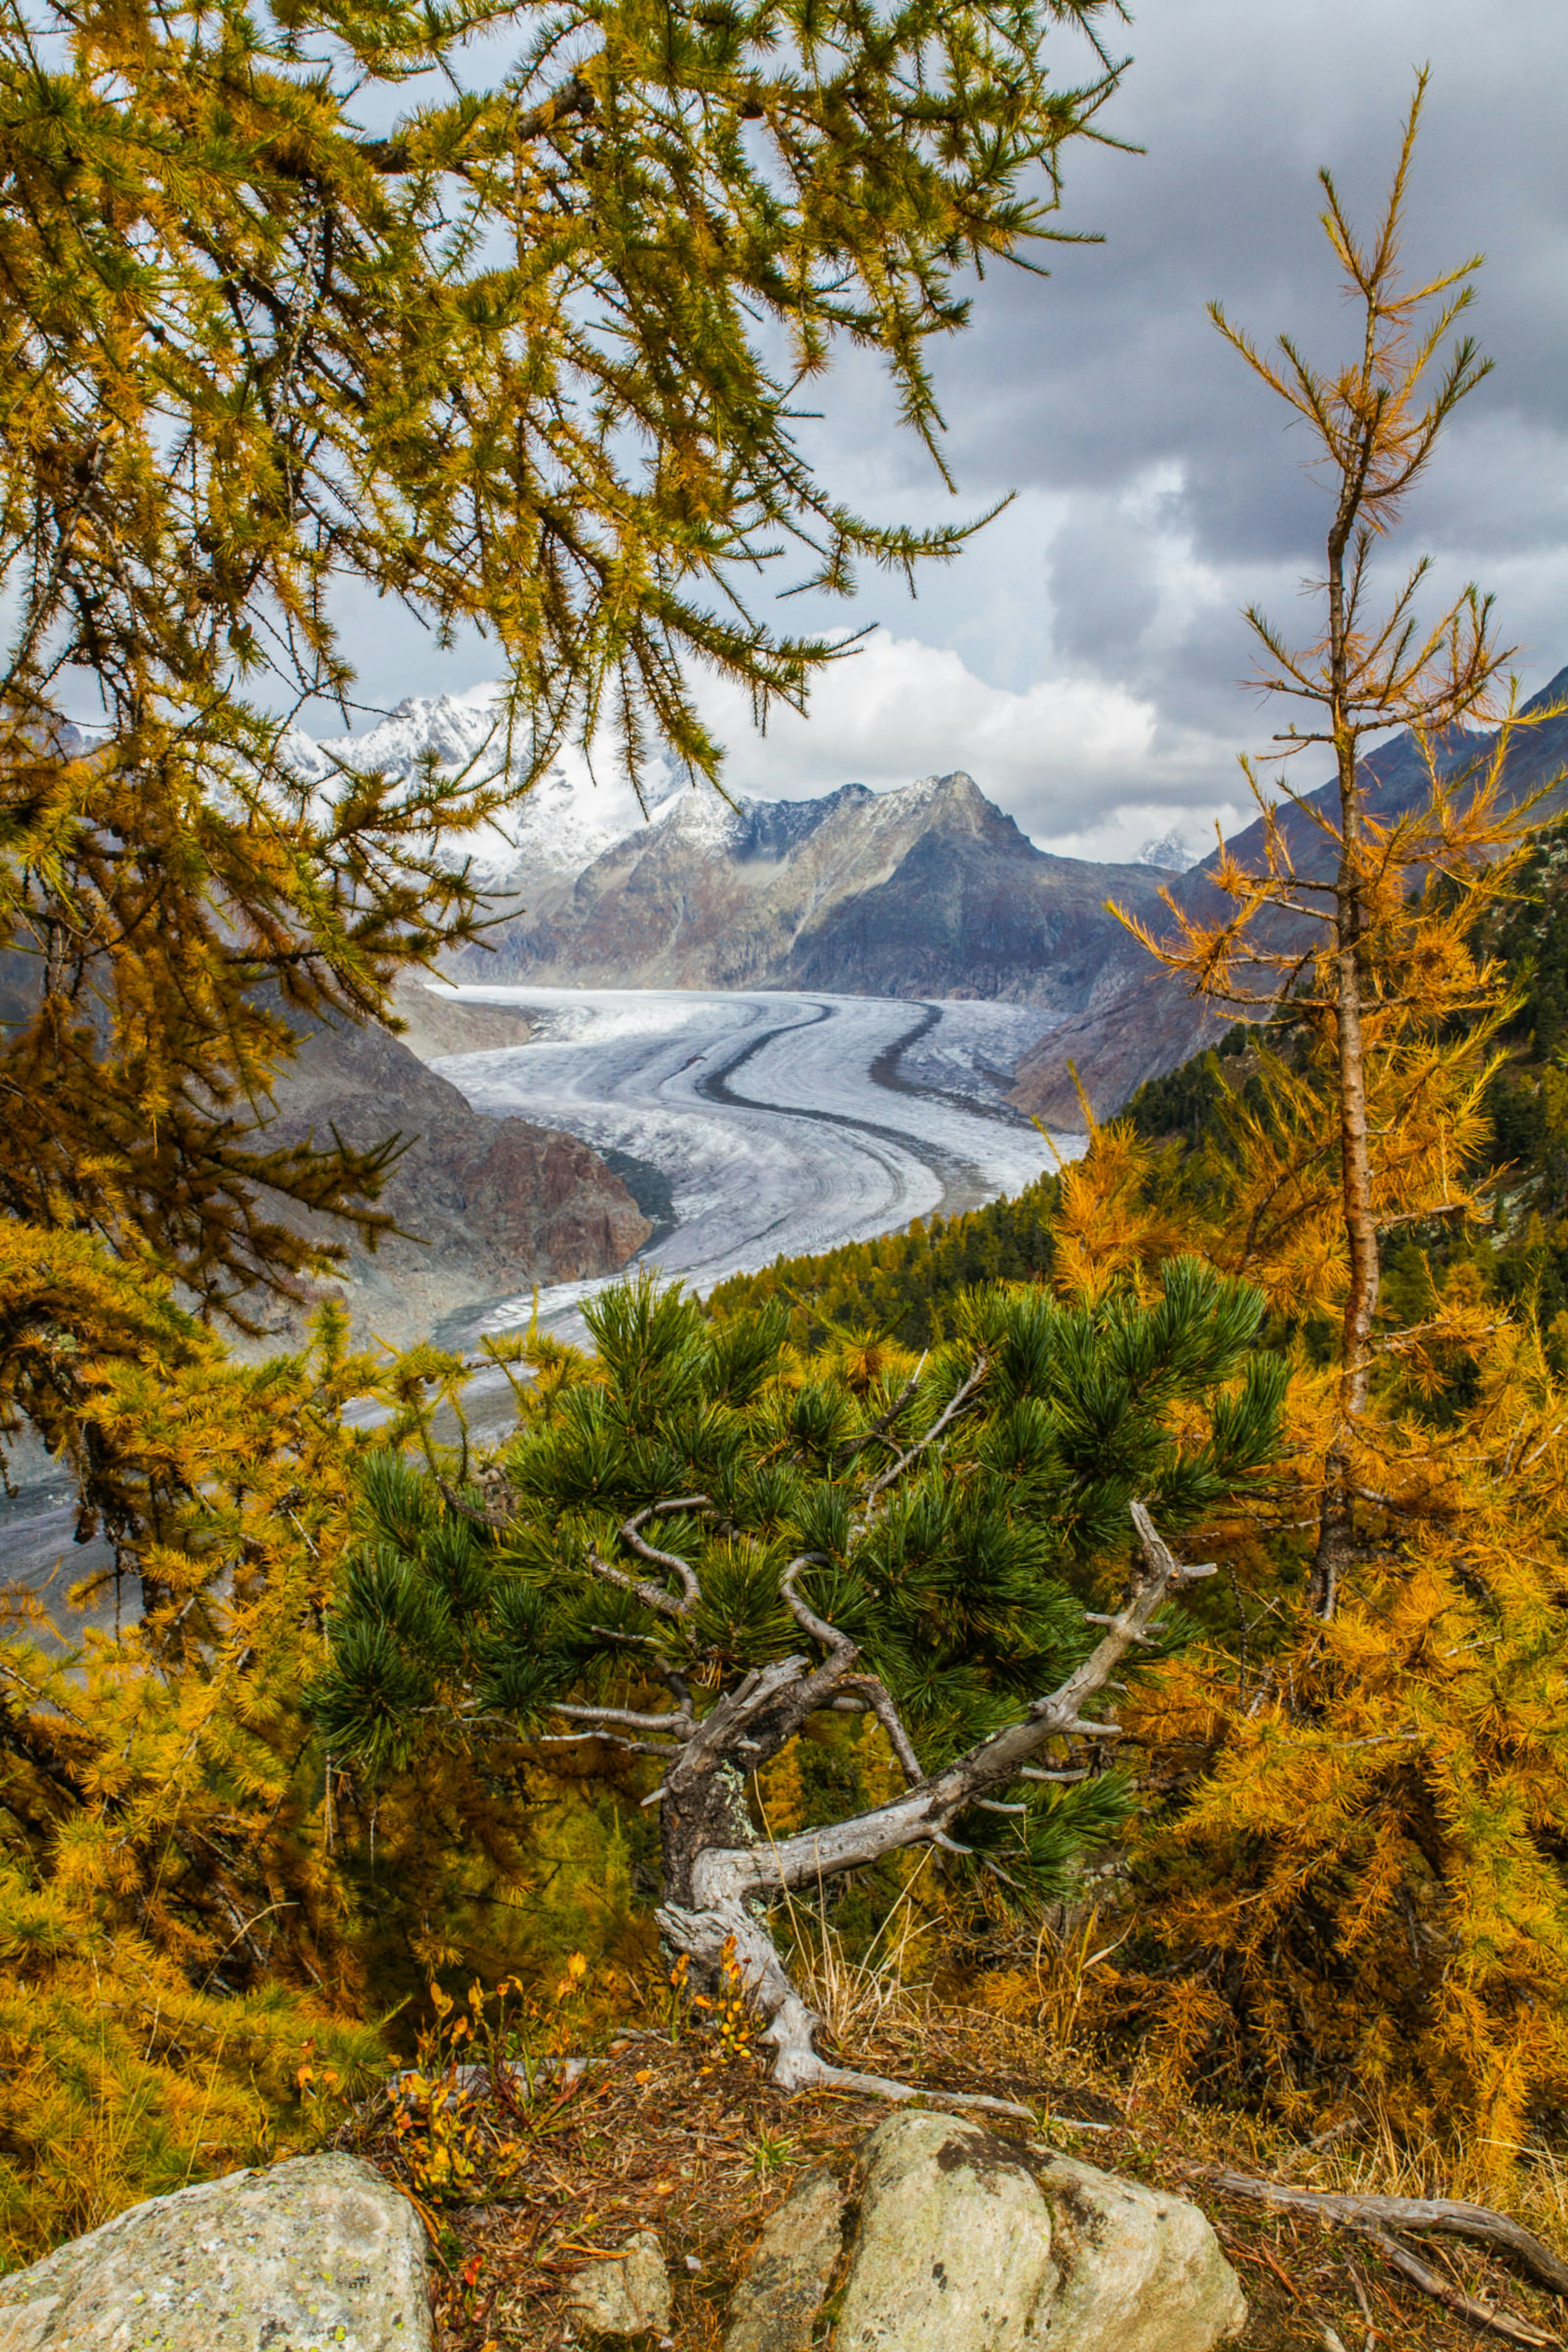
[0,0,1125,1352]
[1060,81,1568,2167]
[1116,71,1552,1615]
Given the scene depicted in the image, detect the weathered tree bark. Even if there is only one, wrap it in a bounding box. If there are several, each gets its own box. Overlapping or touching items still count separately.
[561,1497,1214,2103]
[1191,2166,1566,2348]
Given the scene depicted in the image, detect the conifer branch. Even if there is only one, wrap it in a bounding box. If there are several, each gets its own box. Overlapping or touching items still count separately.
[583,1550,692,1621]
[673,1498,1204,1909]
[839,1673,924,1786]
[778,1553,842,1650]
[858,1354,989,1514]
[615,1500,711,1608]
[1191,2168,1566,2343]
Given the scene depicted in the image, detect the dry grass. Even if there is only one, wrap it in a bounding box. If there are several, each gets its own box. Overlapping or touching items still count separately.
[330,1952,1568,2352]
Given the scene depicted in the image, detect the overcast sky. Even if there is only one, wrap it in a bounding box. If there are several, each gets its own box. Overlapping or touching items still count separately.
[332,0,1568,862]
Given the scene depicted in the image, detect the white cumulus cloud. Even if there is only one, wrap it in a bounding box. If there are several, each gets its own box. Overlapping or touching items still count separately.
[692,626,1243,859]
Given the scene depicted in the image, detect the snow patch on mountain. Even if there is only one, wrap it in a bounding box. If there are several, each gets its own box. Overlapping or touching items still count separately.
[282,684,690,896]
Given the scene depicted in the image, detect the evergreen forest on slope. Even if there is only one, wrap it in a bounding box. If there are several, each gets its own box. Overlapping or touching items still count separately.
[713,813,1568,1365]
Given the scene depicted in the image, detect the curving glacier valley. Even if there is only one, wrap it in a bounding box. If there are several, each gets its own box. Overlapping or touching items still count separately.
[0,989,1080,1596]
[425,986,1082,1348]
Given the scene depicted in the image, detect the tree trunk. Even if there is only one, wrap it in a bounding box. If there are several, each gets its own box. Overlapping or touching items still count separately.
[1311,521,1379,1621]
[651,1503,1205,2101]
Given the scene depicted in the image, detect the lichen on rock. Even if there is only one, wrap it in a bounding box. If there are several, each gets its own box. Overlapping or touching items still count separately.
[0,2151,430,2351]
[722,2168,847,2352]
[563,2229,673,2338]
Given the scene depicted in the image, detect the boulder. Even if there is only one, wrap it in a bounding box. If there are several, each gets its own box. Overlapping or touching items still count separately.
[0,2151,430,2352]
[827,2112,1245,2352]
[723,2169,846,2352]
[564,2229,672,2337]
[1036,2149,1249,2352]
[835,2114,1057,2352]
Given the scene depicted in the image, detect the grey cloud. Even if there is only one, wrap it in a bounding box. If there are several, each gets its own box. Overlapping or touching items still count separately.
[1045,498,1166,672]
[920,0,1568,642]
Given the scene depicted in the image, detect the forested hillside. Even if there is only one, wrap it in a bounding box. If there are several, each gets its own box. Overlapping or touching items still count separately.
[705,1169,1061,1348]
[708,819,1568,1370]
[1118,814,1568,1352]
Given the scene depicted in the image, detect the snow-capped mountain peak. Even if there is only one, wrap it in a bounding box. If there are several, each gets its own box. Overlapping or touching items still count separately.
[285,685,682,895]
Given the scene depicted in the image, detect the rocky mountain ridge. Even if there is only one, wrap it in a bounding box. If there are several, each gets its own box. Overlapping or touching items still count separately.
[287,691,1179,1017]
[290,665,1568,1120]
[467,765,1179,1009]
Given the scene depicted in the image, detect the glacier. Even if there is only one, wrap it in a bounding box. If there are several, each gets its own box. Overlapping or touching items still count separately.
[423,985,1080,1354]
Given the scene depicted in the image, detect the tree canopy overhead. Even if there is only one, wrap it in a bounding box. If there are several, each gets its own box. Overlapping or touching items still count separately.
[0,0,1123,1325]
[1,0,1122,778]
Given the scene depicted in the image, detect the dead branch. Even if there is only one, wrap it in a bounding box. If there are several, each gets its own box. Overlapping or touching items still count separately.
[1189,2166,1568,2298]
[530,1730,679,1757]
[838,1671,924,1786]
[1355,2224,1555,2348]
[553,1701,694,1737]
[858,1354,989,1511]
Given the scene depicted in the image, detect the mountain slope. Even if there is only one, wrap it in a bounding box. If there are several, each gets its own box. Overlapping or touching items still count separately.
[285,693,1178,1013]
[259,1004,650,1347]
[292,668,1568,1120]
[1009,669,1568,1124]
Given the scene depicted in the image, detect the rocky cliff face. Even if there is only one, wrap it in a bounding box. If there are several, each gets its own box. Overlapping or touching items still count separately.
[260,1007,650,1347]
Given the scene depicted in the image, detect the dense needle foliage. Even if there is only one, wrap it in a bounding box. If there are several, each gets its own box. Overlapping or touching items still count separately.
[0,0,1123,1349]
[313,1263,1284,1955]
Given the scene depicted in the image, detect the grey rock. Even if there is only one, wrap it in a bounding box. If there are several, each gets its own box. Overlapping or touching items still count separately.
[0,2151,430,2351]
[564,2230,673,2337]
[462,770,1178,1018]
[1035,2149,1247,2352]
[259,1004,651,1351]
[827,2114,1246,2352]
[835,2113,1058,2352]
[723,2169,846,2352]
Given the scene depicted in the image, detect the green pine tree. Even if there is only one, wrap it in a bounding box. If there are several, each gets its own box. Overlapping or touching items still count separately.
[314,1263,1284,2096]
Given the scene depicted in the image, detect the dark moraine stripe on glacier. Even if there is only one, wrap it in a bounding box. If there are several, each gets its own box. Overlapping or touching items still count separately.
[694,996,997,1219]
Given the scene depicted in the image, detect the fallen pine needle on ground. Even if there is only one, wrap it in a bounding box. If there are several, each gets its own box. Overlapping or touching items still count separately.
[325,1979,1568,2352]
